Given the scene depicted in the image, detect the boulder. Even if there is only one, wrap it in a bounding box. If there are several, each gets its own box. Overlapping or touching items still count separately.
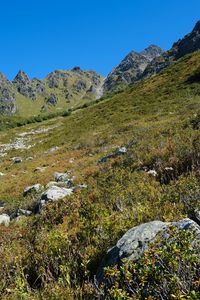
[47,94,58,105]
[0,214,10,226]
[96,218,200,285]
[23,184,44,196]
[41,185,74,202]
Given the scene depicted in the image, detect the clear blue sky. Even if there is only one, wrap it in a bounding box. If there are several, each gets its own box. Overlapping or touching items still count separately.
[1,0,200,79]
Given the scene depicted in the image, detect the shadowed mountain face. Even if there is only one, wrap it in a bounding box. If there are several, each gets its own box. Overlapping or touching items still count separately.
[0,68,104,116]
[103,45,163,93]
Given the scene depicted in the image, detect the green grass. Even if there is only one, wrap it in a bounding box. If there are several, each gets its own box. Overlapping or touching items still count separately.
[0,50,200,299]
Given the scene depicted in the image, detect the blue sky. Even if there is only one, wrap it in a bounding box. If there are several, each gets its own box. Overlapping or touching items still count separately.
[1,0,200,79]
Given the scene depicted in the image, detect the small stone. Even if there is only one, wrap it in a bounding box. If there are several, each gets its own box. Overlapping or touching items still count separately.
[23,184,44,196]
[147,169,157,177]
[54,172,69,182]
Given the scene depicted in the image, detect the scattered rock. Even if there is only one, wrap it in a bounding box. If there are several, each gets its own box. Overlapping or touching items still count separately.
[47,94,58,106]
[12,157,23,164]
[0,214,10,226]
[26,156,33,161]
[147,169,158,177]
[98,146,128,164]
[34,167,47,173]
[78,184,88,189]
[17,209,32,216]
[54,172,69,182]
[48,146,59,153]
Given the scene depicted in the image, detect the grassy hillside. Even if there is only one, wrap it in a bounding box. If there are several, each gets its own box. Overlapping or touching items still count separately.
[0,50,200,299]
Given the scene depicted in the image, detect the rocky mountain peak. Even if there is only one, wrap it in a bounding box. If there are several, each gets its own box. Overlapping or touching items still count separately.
[140,45,163,61]
[193,20,200,32]
[13,70,30,85]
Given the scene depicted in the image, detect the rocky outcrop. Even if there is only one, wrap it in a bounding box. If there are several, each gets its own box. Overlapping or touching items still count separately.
[140,44,163,61]
[0,73,16,116]
[96,218,200,285]
[13,70,45,100]
[141,21,200,80]
[103,45,163,93]
[103,21,200,94]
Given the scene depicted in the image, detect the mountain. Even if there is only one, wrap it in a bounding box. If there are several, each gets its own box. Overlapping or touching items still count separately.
[1,42,200,299]
[0,68,104,116]
[103,21,200,94]
[141,20,200,79]
[103,45,163,93]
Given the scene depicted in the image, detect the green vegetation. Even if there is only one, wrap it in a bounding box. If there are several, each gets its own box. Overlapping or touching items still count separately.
[0,50,200,299]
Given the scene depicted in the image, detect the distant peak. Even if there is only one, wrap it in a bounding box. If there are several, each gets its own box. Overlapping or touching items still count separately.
[140,45,163,61]
[13,70,30,83]
[193,20,200,32]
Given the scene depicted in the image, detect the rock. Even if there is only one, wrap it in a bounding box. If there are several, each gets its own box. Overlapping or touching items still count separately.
[140,45,163,61]
[192,209,200,226]
[0,73,17,116]
[47,93,58,106]
[54,172,69,182]
[96,218,200,284]
[79,184,88,189]
[41,185,74,202]
[147,169,158,177]
[0,201,5,213]
[98,146,128,164]
[23,184,44,196]
[0,214,10,226]
[26,156,33,161]
[16,209,32,217]
[13,157,23,164]
[34,166,47,173]
[73,80,87,92]
[48,146,59,153]
[0,172,5,176]
[118,146,127,154]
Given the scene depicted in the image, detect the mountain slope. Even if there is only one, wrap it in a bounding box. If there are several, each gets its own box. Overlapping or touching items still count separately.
[0,48,200,298]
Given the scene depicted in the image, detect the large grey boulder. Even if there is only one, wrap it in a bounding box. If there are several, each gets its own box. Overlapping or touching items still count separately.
[0,214,10,226]
[96,218,200,285]
[41,185,73,202]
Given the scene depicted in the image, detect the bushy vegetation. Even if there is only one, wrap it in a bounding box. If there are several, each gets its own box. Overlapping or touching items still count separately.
[102,227,200,300]
[0,50,200,299]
